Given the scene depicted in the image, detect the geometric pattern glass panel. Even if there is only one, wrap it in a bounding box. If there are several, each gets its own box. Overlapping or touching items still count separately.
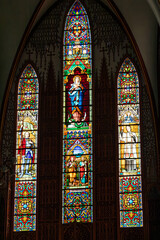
[63,0,92,223]
[14,64,39,231]
[117,58,143,227]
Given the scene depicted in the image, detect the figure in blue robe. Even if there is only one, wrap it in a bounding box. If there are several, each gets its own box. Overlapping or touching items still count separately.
[68,75,85,115]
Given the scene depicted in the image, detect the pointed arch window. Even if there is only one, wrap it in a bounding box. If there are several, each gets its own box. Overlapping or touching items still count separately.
[14,64,39,231]
[62,0,92,223]
[117,58,143,227]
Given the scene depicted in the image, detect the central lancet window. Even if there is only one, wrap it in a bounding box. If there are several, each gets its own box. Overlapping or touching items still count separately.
[62,0,92,223]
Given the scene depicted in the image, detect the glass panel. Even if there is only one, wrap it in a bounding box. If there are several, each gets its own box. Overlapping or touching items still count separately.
[118,104,140,125]
[120,210,143,228]
[17,110,38,130]
[18,78,39,94]
[63,170,92,189]
[63,189,92,206]
[20,64,38,79]
[118,125,140,143]
[15,164,37,180]
[18,94,39,110]
[64,44,91,58]
[16,131,38,149]
[63,205,92,223]
[67,1,89,16]
[15,181,36,197]
[118,143,141,159]
[119,176,142,193]
[63,130,92,140]
[120,193,142,210]
[14,198,36,215]
[63,154,92,170]
[14,215,36,231]
[63,138,92,153]
[119,159,141,176]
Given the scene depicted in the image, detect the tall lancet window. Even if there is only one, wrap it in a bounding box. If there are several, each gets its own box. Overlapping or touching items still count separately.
[63,0,92,223]
[118,58,143,227]
[14,64,39,231]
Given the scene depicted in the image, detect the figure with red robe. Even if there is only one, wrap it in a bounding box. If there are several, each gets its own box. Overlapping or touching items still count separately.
[18,131,34,178]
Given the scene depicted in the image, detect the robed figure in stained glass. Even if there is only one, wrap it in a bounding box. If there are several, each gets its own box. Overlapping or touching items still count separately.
[16,111,37,180]
[66,68,89,127]
[119,125,137,172]
[18,131,35,178]
[79,155,88,184]
[69,75,85,120]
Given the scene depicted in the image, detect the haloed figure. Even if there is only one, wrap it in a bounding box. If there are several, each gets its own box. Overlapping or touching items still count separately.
[69,75,85,122]
[120,125,137,172]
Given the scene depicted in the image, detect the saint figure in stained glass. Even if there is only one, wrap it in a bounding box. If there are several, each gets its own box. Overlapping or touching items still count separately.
[119,125,137,172]
[69,75,85,119]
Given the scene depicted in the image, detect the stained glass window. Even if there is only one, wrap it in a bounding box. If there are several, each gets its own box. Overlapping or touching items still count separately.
[62,0,92,223]
[14,64,39,231]
[118,58,143,227]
